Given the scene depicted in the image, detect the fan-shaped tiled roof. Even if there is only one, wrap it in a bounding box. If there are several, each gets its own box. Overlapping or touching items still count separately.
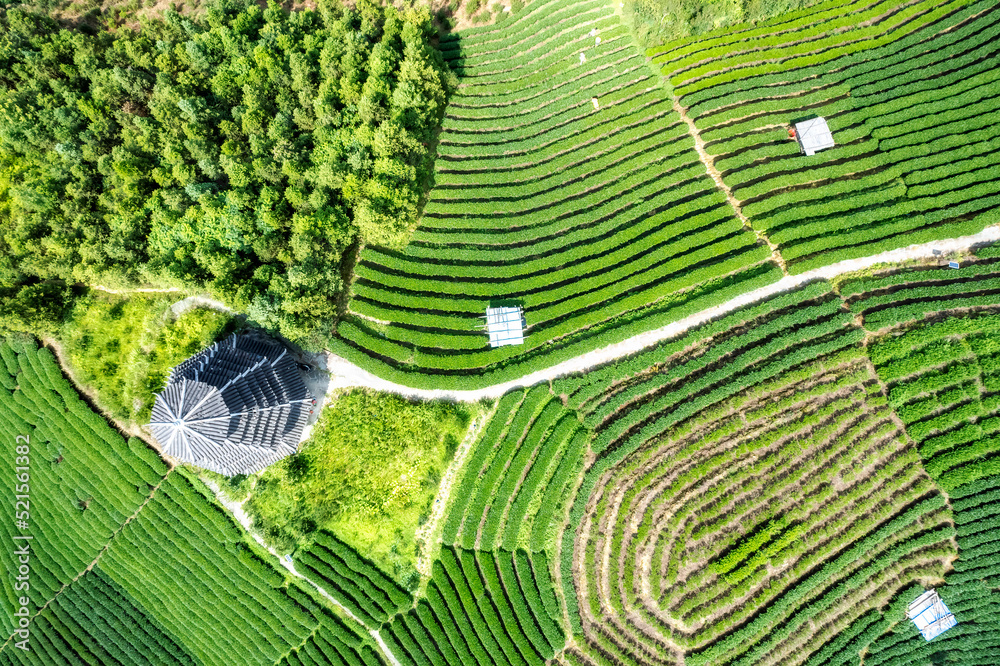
[149,334,313,475]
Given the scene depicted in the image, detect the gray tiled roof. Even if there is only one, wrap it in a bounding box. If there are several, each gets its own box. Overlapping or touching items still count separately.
[149,334,313,475]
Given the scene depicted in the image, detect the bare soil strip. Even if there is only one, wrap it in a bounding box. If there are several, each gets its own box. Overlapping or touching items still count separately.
[671,97,788,274]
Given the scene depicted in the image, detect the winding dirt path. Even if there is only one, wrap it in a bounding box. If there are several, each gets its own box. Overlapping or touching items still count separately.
[168,294,232,318]
[201,478,405,666]
[325,226,1000,402]
[92,285,183,294]
[414,409,490,577]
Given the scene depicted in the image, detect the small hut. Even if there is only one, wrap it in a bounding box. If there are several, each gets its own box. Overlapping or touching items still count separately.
[486,306,525,348]
[149,333,314,476]
[907,590,957,641]
[793,117,835,156]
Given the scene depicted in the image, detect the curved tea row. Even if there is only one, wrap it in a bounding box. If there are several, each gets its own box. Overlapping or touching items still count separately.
[656,0,1000,273]
[333,0,774,389]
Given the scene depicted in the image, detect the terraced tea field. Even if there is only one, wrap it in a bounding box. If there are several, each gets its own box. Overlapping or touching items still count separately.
[333,0,1000,391]
[264,246,999,666]
[333,0,782,389]
[543,248,1000,666]
[656,0,1000,272]
[7,0,1000,663]
[567,338,954,665]
[8,257,1000,665]
[290,245,1000,666]
[0,339,379,666]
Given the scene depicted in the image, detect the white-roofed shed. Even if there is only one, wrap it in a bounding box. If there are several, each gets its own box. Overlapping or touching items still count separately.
[907,590,957,641]
[486,306,525,347]
[794,116,836,156]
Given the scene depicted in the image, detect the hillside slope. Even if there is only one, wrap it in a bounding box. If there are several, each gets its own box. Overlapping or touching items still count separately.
[334,0,780,389]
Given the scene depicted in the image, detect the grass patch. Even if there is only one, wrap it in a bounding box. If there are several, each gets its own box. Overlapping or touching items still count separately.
[625,0,826,49]
[244,390,476,588]
[59,291,234,424]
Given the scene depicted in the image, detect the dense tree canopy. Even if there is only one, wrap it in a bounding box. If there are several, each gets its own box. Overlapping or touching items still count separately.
[0,0,451,343]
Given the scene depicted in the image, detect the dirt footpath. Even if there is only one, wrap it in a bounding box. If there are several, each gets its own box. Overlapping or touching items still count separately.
[324,226,1000,403]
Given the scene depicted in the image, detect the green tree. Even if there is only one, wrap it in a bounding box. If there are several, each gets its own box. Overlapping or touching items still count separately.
[0,0,451,343]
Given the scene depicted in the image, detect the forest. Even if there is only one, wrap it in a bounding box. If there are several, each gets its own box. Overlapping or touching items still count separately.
[0,0,452,344]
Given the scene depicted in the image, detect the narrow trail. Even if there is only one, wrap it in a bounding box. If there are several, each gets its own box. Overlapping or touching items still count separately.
[671,97,788,275]
[414,409,489,578]
[325,226,1000,403]
[168,294,232,318]
[92,285,183,294]
[201,478,405,666]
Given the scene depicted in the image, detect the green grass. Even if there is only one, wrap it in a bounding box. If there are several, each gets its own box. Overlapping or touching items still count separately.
[57,292,233,424]
[244,390,477,588]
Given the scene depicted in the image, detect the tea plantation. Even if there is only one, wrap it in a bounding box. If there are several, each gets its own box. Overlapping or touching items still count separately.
[333,0,1000,389]
[332,0,782,389]
[0,339,380,666]
[9,249,1000,663]
[657,0,1000,273]
[3,0,1000,663]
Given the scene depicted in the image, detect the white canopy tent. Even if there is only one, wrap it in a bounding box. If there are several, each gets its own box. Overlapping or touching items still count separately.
[486,306,525,347]
[794,117,836,156]
[907,590,957,641]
